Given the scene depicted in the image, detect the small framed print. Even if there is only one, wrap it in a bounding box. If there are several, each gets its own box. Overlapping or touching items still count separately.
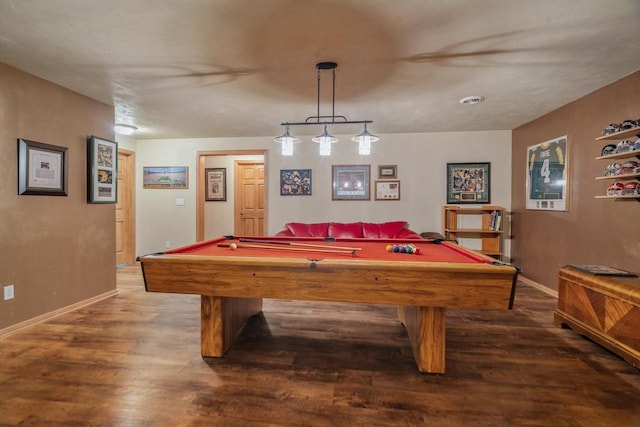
[87,136,117,203]
[332,164,370,200]
[446,162,491,204]
[375,180,400,200]
[205,168,226,201]
[143,166,189,189]
[378,164,397,179]
[18,138,68,196]
[280,169,312,196]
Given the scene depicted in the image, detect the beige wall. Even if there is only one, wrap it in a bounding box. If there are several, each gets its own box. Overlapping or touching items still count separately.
[134,131,513,257]
[0,63,116,330]
[511,71,640,289]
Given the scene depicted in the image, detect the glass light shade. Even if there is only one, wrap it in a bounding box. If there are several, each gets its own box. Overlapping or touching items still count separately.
[312,125,338,156]
[274,127,300,156]
[114,124,137,135]
[351,126,379,155]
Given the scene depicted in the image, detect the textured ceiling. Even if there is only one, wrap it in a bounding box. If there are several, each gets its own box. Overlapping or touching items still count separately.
[1,0,639,140]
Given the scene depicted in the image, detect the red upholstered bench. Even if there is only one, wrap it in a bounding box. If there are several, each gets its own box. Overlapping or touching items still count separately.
[274,221,422,239]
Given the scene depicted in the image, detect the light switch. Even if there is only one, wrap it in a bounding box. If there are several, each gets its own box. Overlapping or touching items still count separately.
[176,198,185,206]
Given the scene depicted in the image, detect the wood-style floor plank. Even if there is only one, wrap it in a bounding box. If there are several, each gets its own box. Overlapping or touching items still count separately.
[0,264,638,426]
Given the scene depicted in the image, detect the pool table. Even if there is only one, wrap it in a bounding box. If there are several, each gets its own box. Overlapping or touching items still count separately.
[140,236,518,374]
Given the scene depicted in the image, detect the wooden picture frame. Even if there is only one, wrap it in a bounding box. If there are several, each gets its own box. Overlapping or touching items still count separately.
[87,135,117,203]
[378,164,397,179]
[280,169,312,196]
[205,168,227,201]
[18,138,68,196]
[332,165,370,200]
[526,135,569,211]
[446,162,491,204]
[143,166,189,189]
[375,180,400,200]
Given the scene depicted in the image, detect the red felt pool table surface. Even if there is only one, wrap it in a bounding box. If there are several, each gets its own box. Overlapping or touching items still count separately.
[141,236,518,374]
[166,236,490,264]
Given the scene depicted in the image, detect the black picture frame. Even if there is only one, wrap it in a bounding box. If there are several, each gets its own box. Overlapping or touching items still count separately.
[332,164,371,200]
[446,162,491,204]
[280,169,312,196]
[87,135,118,203]
[205,168,227,201]
[18,138,68,196]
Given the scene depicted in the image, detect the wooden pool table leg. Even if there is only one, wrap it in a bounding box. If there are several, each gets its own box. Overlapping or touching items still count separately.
[398,305,446,374]
[200,295,263,357]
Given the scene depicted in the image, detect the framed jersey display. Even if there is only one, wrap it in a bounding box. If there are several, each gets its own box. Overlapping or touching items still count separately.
[526,135,568,211]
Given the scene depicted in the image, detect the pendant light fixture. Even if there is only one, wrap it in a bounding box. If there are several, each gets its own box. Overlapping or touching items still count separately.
[275,62,378,156]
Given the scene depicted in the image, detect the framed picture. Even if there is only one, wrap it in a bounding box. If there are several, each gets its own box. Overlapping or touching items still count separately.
[143,166,189,189]
[526,135,569,211]
[87,135,117,203]
[18,138,68,196]
[378,164,397,179]
[332,165,370,200]
[375,180,400,200]
[205,168,226,201]
[446,162,491,204]
[280,169,312,196]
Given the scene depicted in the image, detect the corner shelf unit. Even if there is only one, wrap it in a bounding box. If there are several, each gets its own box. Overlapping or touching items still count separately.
[442,205,505,261]
[595,126,640,201]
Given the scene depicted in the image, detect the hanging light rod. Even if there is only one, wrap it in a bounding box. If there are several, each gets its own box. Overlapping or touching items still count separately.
[275,62,378,156]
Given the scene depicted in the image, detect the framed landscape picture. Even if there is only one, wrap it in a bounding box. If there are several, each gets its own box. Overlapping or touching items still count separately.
[143,166,189,189]
[446,162,490,204]
[526,135,568,211]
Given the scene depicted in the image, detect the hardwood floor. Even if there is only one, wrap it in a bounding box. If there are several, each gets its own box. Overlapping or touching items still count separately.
[0,264,638,426]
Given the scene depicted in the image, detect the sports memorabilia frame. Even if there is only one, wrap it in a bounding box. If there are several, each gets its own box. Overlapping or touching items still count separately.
[87,135,118,203]
[18,138,68,196]
[142,166,189,189]
[526,135,569,211]
[332,164,370,200]
[446,162,490,204]
[205,168,226,201]
[280,169,312,196]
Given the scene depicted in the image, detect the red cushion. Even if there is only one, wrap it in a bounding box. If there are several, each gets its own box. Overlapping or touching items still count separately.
[286,222,329,237]
[328,222,363,238]
[362,221,408,238]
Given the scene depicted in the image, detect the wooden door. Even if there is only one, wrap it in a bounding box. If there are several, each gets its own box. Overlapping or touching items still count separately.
[234,161,265,236]
[116,149,135,265]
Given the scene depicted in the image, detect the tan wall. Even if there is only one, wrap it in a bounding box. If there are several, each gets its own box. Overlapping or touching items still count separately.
[511,71,640,289]
[0,62,116,330]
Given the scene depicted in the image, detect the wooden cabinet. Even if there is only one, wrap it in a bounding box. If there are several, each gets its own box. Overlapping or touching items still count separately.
[595,126,640,200]
[555,265,640,368]
[442,205,505,261]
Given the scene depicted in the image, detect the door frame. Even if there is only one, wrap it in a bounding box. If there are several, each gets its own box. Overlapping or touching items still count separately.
[117,148,136,265]
[196,149,268,242]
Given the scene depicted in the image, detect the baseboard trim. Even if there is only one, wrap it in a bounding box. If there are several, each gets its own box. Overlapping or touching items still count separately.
[519,275,558,298]
[0,289,118,338]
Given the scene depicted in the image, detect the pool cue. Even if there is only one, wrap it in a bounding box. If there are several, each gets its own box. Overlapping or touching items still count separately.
[238,238,362,252]
[218,242,357,255]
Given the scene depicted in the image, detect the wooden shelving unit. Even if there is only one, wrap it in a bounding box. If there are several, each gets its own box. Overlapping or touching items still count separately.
[442,205,505,261]
[595,125,640,201]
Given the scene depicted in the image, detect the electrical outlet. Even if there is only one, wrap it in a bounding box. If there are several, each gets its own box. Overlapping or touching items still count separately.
[4,285,14,301]
[165,241,171,249]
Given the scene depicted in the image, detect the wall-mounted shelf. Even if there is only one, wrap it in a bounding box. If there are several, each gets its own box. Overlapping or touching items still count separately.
[595,122,640,201]
[596,126,640,141]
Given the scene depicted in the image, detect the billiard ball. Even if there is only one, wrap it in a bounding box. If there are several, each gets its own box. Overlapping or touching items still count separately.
[386,244,393,252]
[230,243,237,250]
[393,245,400,252]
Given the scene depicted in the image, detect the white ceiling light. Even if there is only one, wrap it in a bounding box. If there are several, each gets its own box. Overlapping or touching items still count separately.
[275,62,378,156]
[458,96,485,105]
[114,123,138,135]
